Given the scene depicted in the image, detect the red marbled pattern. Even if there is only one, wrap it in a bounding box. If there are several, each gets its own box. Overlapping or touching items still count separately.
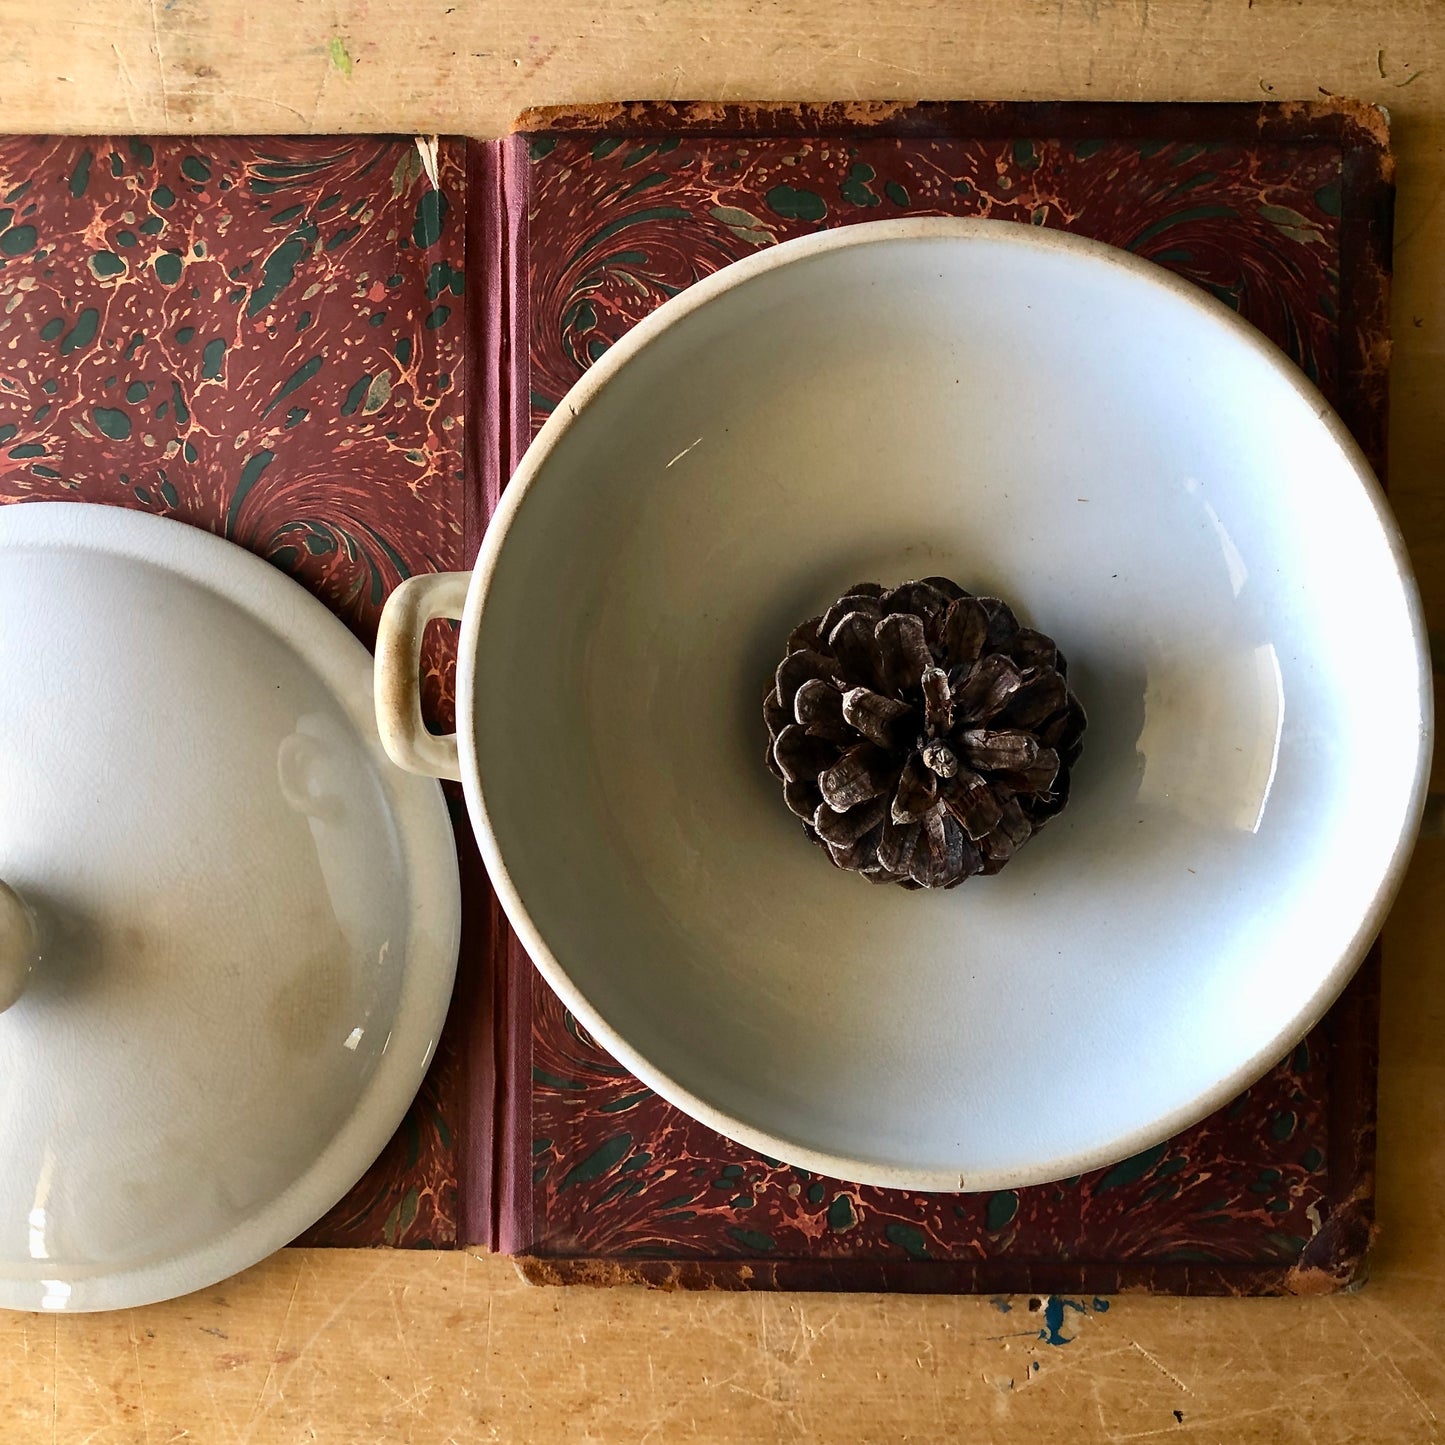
[519,119,1373,1278]
[0,135,470,1248]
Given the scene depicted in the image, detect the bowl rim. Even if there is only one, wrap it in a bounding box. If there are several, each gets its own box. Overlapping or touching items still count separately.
[455,216,1433,1192]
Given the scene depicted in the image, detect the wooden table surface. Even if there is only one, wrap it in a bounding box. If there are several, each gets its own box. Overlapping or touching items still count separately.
[2,1,1443,1440]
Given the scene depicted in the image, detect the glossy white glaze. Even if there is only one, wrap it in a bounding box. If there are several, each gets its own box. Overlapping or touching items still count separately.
[0,504,459,1311]
[387,219,1431,1192]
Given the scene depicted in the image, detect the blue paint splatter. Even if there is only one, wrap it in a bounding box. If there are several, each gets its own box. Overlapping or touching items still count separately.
[990,1297,1013,1314]
[1037,1297,1097,1346]
[1092,1296,1111,1312]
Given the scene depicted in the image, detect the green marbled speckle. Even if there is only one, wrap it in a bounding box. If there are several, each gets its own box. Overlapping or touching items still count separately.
[201,337,227,380]
[1,226,37,256]
[90,252,125,278]
[412,189,447,249]
[181,155,212,184]
[125,381,150,403]
[92,406,131,440]
[765,184,826,221]
[261,353,322,417]
[39,317,63,342]
[247,221,317,317]
[425,305,450,330]
[153,252,183,286]
[826,1194,857,1232]
[69,151,92,198]
[340,374,370,416]
[59,309,99,355]
[986,1190,1019,1231]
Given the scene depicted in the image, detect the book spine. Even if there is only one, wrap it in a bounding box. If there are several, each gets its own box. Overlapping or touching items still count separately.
[460,133,536,1252]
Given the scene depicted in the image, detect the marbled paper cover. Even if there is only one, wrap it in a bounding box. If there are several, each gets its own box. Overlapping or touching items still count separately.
[502,102,1392,1294]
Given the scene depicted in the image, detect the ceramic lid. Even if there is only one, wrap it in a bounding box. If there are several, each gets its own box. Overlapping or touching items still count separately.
[0,503,459,1312]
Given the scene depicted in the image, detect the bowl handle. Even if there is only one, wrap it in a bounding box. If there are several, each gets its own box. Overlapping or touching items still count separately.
[374,572,470,781]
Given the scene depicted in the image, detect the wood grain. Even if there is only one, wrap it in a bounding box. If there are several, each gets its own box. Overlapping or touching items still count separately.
[0,0,1442,1439]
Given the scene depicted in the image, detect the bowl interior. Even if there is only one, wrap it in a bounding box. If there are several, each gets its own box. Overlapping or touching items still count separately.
[469,223,1426,1189]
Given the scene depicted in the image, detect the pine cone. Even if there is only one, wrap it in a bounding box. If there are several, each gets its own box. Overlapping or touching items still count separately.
[764,577,1085,889]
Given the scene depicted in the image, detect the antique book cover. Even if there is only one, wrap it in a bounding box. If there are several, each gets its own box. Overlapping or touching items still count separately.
[479,100,1392,1294]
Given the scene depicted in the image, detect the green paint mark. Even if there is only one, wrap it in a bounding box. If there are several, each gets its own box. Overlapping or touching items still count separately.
[156,402,167,420]
[69,150,92,198]
[58,308,99,355]
[152,185,176,209]
[1074,138,1108,160]
[840,161,880,207]
[140,215,164,235]
[885,1223,931,1260]
[1093,1141,1169,1194]
[324,224,361,251]
[128,138,154,166]
[529,135,557,160]
[559,1133,632,1190]
[1156,1156,1187,1177]
[368,312,385,327]
[0,424,15,443]
[247,221,317,317]
[412,189,447,249]
[729,1194,754,1209]
[394,336,412,366]
[826,1194,857,1232]
[883,180,910,207]
[620,1151,652,1173]
[285,406,307,428]
[270,204,305,227]
[159,478,178,507]
[1013,138,1040,170]
[425,304,450,330]
[176,325,195,344]
[201,337,226,380]
[183,440,198,462]
[986,1190,1019,1231]
[727,1227,776,1253]
[41,378,56,394]
[765,184,826,221]
[125,381,150,403]
[1031,205,1049,226]
[92,406,131,440]
[1,226,37,255]
[153,252,183,285]
[39,317,63,342]
[133,485,150,502]
[225,449,275,536]
[90,252,125,278]
[110,151,125,177]
[181,155,211,184]
[9,443,44,458]
[592,137,623,160]
[327,36,354,74]
[805,1180,825,1205]
[1293,1041,1311,1072]
[340,374,371,416]
[1302,1146,1324,1172]
[172,381,189,426]
[1271,1110,1297,1141]
[619,171,670,199]
[260,353,322,418]
[116,230,138,247]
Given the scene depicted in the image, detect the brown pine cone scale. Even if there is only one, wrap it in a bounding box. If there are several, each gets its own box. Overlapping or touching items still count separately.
[764,576,1086,889]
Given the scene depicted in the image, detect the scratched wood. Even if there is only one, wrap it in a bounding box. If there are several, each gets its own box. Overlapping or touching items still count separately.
[0,0,1443,1440]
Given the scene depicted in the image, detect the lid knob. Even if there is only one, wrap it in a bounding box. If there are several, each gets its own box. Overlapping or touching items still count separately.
[0,881,37,1012]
